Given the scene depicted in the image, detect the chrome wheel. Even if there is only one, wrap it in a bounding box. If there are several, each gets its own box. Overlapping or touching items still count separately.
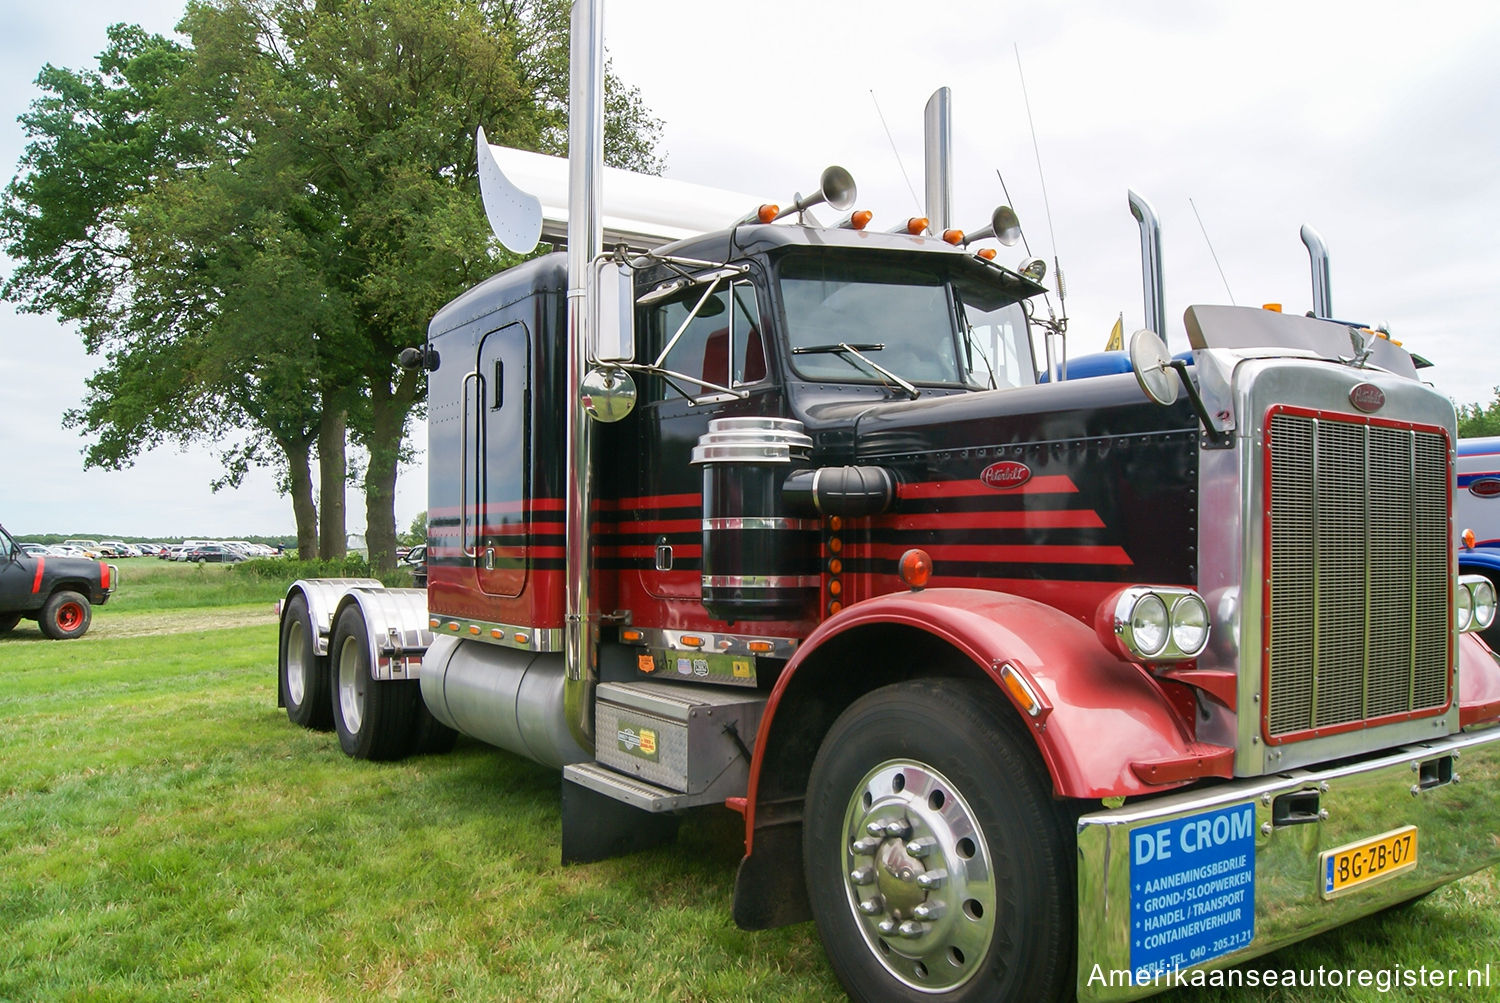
[337,634,366,735]
[840,759,995,992]
[285,617,308,707]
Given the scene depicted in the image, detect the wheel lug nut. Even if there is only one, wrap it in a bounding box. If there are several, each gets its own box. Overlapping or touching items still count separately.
[916,869,947,890]
[913,901,945,920]
[866,821,886,837]
[850,866,876,886]
[851,836,881,855]
[905,836,937,858]
[858,896,885,916]
[877,917,898,935]
[897,920,924,938]
[884,819,912,838]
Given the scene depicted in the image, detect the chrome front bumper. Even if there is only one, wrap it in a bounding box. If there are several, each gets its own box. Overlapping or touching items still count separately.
[1077,727,1500,1001]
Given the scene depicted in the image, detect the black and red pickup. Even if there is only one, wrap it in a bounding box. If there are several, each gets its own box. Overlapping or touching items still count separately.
[0,524,116,639]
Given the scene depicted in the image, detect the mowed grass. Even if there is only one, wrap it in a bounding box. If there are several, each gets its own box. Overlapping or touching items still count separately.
[1,562,1497,1001]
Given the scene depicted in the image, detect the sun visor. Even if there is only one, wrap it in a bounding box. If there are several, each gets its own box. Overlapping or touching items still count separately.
[477,130,766,253]
[1183,304,1419,381]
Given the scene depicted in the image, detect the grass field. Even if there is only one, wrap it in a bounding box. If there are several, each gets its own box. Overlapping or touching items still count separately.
[2,562,1497,1001]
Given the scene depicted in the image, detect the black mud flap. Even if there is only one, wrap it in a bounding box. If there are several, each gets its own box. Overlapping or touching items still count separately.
[560,776,681,864]
[732,820,811,930]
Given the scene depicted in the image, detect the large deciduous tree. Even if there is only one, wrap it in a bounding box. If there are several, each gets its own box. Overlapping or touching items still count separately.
[2,0,662,568]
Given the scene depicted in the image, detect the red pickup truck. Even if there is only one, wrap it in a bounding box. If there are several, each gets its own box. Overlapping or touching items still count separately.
[0,525,115,639]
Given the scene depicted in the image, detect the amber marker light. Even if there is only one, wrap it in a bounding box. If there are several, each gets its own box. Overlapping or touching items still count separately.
[903,216,930,235]
[977,248,997,260]
[621,628,644,643]
[998,662,1049,720]
[757,204,780,223]
[468,625,481,635]
[514,632,530,645]
[1262,303,1283,313]
[748,640,774,654]
[942,229,964,245]
[899,548,933,591]
[850,210,873,230]
[1464,528,1477,550]
[681,635,705,648]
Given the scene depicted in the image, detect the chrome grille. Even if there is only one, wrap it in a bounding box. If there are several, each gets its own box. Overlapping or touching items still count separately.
[1265,412,1450,739]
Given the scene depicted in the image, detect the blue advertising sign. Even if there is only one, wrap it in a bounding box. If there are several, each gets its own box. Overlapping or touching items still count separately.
[1129,802,1256,977]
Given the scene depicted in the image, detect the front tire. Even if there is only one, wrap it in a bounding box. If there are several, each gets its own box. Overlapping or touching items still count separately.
[803,678,1074,1003]
[39,591,91,640]
[280,594,331,730]
[330,604,417,760]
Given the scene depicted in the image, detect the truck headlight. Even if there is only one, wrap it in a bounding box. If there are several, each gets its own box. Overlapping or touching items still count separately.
[1101,586,1212,663]
[1458,575,1497,633]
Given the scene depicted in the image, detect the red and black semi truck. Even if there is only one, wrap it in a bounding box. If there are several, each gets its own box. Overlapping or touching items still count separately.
[275,4,1500,999]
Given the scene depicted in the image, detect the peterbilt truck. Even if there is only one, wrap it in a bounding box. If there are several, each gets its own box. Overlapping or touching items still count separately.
[274,3,1500,999]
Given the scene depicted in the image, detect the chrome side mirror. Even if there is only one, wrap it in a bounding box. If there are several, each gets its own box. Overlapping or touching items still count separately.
[590,259,635,363]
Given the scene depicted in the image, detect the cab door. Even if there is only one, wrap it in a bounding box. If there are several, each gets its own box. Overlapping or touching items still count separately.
[471,322,530,598]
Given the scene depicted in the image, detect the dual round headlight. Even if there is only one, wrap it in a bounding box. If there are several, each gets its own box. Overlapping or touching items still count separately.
[1457,575,1497,634]
[1112,586,1211,662]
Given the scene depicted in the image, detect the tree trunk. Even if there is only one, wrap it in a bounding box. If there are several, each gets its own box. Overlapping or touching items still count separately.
[317,405,347,561]
[281,434,319,559]
[362,372,406,573]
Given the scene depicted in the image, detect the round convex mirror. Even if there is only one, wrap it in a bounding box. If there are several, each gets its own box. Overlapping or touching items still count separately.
[1129,327,1181,406]
[581,365,637,423]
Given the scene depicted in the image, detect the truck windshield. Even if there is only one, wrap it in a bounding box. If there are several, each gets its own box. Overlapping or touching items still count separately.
[779,255,1034,389]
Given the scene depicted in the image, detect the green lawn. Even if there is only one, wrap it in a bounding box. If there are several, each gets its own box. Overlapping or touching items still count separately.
[1,564,1496,1000]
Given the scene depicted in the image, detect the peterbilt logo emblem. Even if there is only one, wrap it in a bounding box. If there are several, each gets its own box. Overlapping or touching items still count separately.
[1470,477,1500,499]
[980,461,1031,490]
[1349,383,1384,413]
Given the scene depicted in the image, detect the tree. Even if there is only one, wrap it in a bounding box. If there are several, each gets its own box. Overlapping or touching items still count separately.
[1458,391,1500,438]
[3,0,663,570]
[402,510,427,547]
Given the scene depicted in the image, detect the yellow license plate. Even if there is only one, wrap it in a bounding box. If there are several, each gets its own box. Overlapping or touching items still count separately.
[1320,825,1418,899]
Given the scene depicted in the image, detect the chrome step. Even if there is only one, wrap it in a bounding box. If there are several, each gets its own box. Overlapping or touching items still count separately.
[563,761,731,812]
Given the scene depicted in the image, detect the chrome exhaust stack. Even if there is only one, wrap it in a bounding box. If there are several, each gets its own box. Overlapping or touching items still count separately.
[924,87,953,233]
[1300,224,1332,319]
[1128,190,1166,342]
[564,0,605,752]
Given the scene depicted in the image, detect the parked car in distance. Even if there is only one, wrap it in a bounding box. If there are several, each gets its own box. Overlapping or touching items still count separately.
[19,543,50,557]
[63,539,103,559]
[184,544,247,564]
[400,544,427,589]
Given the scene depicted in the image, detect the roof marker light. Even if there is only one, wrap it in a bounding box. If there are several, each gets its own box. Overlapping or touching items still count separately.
[977,248,997,261]
[942,229,964,245]
[756,204,780,224]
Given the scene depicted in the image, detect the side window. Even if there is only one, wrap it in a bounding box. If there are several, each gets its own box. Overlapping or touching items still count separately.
[960,299,1037,390]
[643,279,766,401]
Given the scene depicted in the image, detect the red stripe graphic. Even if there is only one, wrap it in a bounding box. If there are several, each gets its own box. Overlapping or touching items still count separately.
[843,542,1132,566]
[897,475,1079,500]
[32,557,45,593]
[874,510,1103,531]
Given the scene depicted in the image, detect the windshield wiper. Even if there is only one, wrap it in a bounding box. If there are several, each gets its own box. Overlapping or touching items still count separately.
[791,342,919,399]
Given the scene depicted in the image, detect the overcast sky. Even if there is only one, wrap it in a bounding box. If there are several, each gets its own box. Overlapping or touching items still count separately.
[3,1,1499,539]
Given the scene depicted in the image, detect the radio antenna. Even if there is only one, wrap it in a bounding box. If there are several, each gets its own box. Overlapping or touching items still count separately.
[869,89,923,214]
[1189,197,1237,305]
[1014,45,1066,323]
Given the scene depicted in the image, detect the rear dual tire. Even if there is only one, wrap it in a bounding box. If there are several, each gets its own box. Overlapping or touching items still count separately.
[331,604,419,761]
[280,594,332,730]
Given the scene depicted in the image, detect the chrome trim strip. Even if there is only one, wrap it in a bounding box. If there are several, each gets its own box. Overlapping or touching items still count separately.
[702,517,819,532]
[621,625,800,660]
[429,614,564,653]
[701,575,821,589]
[1076,728,1500,1001]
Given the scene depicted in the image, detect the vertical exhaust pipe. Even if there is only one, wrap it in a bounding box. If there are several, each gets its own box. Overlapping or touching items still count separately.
[924,87,953,233]
[1300,224,1332,319]
[1128,190,1166,341]
[564,0,605,752]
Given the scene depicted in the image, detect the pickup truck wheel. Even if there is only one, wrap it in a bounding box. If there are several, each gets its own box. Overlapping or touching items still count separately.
[0,612,21,634]
[280,594,331,730]
[330,604,417,761]
[39,590,91,640]
[803,678,1073,1003]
